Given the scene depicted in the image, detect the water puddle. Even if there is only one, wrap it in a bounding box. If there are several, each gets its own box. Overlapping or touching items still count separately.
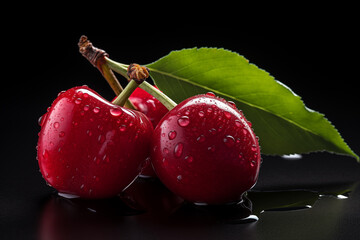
[46,179,355,225]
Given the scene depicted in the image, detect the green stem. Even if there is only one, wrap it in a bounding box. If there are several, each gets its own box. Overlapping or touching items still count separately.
[112,80,139,106]
[100,63,123,96]
[139,81,177,110]
[105,57,129,79]
[99,63,135,109]
[105,57,177,111]
[77,36,134,109]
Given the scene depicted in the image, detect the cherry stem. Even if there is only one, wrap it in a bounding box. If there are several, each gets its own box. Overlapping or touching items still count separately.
[105,57,128,78]
[112,63,150,107]
[78,36,134,109]
[139,82,177,110]
[105,58,177,110]
[112,80,139,106]
[100,63,123,96]
[79,36,177,111]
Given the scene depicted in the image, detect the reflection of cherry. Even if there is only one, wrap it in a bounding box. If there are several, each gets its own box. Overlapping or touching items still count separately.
[37,195,140,240]
[151,93,261,204]
[37,86,153,198]
[123,178,184,216]
[129,87,169,178]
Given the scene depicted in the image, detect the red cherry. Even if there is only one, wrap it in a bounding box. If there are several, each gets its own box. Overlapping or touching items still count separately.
[129,87,168,128]
[37,86,153,198]
[151,94,261,205]
[129,87,168,177]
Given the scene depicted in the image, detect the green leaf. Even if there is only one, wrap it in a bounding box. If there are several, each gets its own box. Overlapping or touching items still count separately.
[146,48,359,161]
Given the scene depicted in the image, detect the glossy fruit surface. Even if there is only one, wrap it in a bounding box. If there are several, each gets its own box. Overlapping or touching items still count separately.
[129,87,168,128]
[151,94,261,204]
[37,86,153,198]
[129,87,168,177]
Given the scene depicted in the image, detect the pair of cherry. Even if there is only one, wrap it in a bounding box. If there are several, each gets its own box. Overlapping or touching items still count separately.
[37,63,261,205]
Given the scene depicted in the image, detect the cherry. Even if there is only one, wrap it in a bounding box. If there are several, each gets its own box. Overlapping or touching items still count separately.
[129,87,168,177]
[151,93,261,205]
[37,86,153,198]
[129,87,168,128]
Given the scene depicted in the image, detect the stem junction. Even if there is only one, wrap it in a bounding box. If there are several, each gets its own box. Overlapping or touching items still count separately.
[78,35,177,111]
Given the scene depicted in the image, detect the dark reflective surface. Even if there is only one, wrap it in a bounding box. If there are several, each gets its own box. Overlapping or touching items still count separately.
[35,177,359,239]
[2,153,360,240]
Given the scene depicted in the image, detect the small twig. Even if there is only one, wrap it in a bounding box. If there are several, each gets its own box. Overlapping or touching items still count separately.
[78,35,108,70]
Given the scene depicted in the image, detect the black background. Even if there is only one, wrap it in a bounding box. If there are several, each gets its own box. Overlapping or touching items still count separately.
[2,8,360,240]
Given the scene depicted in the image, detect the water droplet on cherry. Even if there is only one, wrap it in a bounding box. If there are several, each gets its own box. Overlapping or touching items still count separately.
[75,98,82,104]
[251,144,257,152]
[42,149,49,159]
[242,128,248,135]
[198,111,205,117]
[185,155,194,163]
[93,107,100,114]
[38,113,47,126]
[94,175,100,182]
[224,111,231,119]
[57,90,66,97]
[227,101,236,108]
[235,119,242,127]
[207,145,216,152]
[110,108,123,117]
[209,128,217,135]
[59,131,65,137]
[196,135,206,143]
[119,125,127,132]
[54,122,60,129]
[223,135,235,147]
[250,160,256,167]
[206,92,215,97]
[98,134,105,143]
[178,116,190,127]
[174,142,184,158]
[102,154,110,163]
[168,130,177,140]
[177,175,183,181]
[84,105,90,111]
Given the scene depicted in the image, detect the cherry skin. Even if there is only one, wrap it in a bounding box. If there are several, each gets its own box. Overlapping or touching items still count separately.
[129,87,168,177]
[151,93,261,205]
[129,87,168,128]
[37,86,153,198]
